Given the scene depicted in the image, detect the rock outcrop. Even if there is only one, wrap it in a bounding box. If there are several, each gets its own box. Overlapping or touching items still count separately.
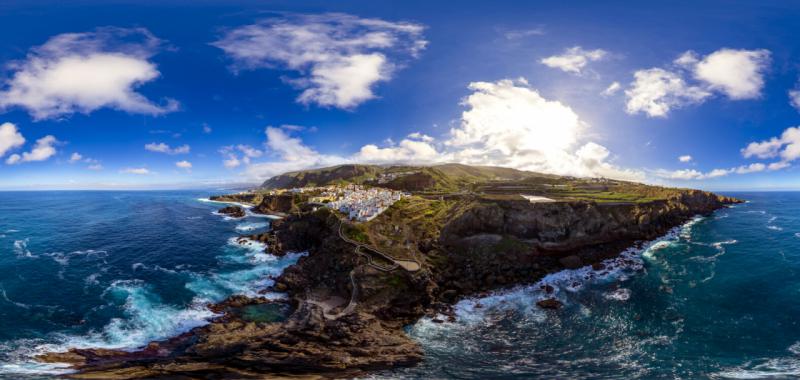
[217,205,245,218]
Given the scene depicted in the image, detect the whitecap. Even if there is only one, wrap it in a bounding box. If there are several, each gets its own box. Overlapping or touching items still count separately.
[13,239,34,258]
[197,197,254,209]
[604,288,631,301]
[235,222,269,232]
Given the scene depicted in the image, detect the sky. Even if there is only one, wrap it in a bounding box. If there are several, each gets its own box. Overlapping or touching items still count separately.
[2,0,800,190]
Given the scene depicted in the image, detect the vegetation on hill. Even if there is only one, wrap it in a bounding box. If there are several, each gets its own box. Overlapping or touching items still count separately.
[258,163,700,205]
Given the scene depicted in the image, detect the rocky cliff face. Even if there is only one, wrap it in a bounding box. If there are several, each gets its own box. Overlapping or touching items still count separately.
[252,193,295,215]
[433,190,739,297]
[40,191,740,378]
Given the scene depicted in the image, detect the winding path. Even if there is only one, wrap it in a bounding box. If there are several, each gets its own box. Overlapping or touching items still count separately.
[312,221,422,320]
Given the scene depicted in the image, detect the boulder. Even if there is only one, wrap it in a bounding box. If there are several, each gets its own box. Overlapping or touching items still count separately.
[536,298,563,309]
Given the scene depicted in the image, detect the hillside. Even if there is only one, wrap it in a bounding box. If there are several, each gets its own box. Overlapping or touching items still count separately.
[258,163,701,204]
[261,163,558,192]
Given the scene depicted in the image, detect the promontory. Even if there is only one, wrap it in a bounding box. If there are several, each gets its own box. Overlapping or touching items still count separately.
[38,163,741,379]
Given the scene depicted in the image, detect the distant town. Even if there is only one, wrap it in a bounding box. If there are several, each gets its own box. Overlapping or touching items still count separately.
[252,184,407,222]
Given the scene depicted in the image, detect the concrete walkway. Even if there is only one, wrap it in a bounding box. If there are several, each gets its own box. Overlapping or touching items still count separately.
[338,222,421,272]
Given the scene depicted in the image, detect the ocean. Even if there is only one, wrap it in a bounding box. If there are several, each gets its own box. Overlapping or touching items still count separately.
[1,191,799,379]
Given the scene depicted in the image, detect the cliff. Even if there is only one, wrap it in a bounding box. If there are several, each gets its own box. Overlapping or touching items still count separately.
[39,189,740,378]
[210,193,297,215]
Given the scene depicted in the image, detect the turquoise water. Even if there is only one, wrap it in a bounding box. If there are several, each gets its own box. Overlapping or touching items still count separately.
[0,191,301,377]
[1,191,799,379]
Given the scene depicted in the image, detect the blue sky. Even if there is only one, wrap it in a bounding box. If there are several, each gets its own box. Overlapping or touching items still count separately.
[1,0,800,190]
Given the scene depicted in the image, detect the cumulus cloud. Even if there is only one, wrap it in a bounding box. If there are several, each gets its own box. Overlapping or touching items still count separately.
[678,155,692,162]
[445,78,643,180]
[121,167,150,175]
[626,48,770,117]
[69,152,83,163]
[741,126,800,170]
[175,160,192,170]
[145,142,190,154]
[625,68,711,117]
[0,27,178,120]
[6,135,58,165]
[540,46,608,74]
[353,134,439,164]
[235,79,643,182]
[693,49,770,99]
[242,127,347,179]
[212,13,427,109]
[0,122,25,158]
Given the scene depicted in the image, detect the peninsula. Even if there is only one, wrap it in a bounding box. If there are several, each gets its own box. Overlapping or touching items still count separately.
[39,163,741,378]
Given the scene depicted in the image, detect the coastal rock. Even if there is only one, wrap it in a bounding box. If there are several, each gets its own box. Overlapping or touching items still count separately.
[536,298,563,309]
[218,205,245,218]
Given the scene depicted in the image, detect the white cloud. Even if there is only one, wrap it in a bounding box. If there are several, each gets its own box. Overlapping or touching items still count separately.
[353,133,439,164]
[625,68,711,117]
[768,161,790,171]
[202,123,212,134]
[238,79,643,182]
[236,144,263,158]
[223,154,241,169]
[121,167,150,175]
[741,127,800,172]
[0,27,178,120]
[693,49,770,99]
[145,142,190,155]
[658,168,704,180]
[678,155,692,162]
[656,162,769,181]
[504,27,545,39]
[68,151,101,169]
[69,152,83,163]
[175,160,192,170]
[6,135,58,165]
[406,132,434,142]
[540,46,608,74]
[790,90,800,112]
[212,13,426,109]
[242,127,347,179]
[735,162,766,174]
[0,122,25,158]
[626,48,770,117]
[602,81,621,96]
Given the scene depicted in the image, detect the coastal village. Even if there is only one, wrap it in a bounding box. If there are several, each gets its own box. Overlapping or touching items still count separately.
[256,184,407,222]
[314,185,406,222]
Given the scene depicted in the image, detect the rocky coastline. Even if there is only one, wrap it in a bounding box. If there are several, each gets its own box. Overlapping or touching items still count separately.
[38,190,741,379]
